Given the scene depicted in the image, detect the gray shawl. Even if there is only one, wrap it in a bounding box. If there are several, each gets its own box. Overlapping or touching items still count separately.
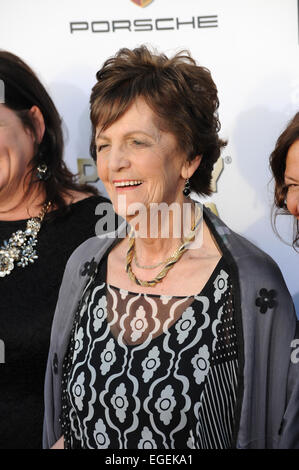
[43,208,299,449]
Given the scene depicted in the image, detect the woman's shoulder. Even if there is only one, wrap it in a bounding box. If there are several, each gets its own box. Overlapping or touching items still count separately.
[45,192,112,257]
[65,190,109,207]
[203,207,288,284]
[62,235,115,288]
[204,207,276,260]
[204,209,296,328]
[65,190,90,204]
[53,192,110,223]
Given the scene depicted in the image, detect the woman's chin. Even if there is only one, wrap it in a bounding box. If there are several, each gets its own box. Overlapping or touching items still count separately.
[113,198,145,217]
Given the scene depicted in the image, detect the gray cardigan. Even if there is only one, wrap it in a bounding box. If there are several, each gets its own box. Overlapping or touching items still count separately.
[43,208,299,449]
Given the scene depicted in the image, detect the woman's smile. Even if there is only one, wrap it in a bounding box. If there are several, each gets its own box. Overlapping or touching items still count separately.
[113,179,144,191]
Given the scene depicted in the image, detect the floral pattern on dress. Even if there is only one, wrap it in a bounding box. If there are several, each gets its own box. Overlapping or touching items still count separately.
[74,327,84,360]
[154,385,176,425]
[62,255,238,450]
[160,295,172,305]
[100,338,116,375]
[93,418,110,449]
[191,345,210,385]
[175,307,196,344]
[138,426,157,449]
[120,289,128,300]
[213,269,229,303]
[111,383,129,423]
[93,295,107,332]
[130,305,148,342]
[141,346,161,383]
[187,430,195,449]
[72,371,85,411]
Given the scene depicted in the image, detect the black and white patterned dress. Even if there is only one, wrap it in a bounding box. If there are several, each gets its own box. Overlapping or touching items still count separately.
[61,255,239,449]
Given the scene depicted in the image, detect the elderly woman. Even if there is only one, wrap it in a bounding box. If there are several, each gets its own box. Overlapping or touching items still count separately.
[0,51,108,448]
[270,112,299,248]
[44,46,299,449]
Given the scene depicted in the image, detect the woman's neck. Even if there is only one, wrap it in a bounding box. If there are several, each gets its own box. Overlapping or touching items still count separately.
[133,236,182,266]
[0,185,47,221]
[131,200,198,265]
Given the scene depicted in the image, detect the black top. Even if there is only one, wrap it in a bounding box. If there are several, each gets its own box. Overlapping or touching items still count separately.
[61,253,239,449]
[0,195,108,449]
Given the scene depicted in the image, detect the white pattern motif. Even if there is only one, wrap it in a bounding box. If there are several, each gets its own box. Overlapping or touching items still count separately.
[93,419,110,448]
[120,289,128,300]
[155,385,176,425]
[138,426,157,449]
[74,326,84,360]
[160,295,172,305]
[111,383,129,423]
[191,345,210,385]
[100,338,116,375]
[130,305,148,342]
[72,371,85,411]
[93,295,107,332]
[187,430,195,449]
[141,346,161,383]
[212,306,224,352]
[65,259,238,449]
[213,270,229,303]
[175,307,196,344]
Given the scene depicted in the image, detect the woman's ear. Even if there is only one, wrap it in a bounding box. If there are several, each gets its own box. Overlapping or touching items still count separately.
[28,105,45,144]
[181,155,202,179]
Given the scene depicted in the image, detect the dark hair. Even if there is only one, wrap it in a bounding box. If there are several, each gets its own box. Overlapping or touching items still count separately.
[90,45,226,196]
[269,112,299,248]
[0,50,98,214]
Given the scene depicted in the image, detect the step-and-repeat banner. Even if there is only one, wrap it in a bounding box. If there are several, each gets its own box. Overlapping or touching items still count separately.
[1,0,299,313]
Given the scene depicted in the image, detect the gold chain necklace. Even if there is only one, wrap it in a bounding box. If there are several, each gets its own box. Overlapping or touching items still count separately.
[126,204,202,287]
[0,202,51,278]
[133,246,179,270]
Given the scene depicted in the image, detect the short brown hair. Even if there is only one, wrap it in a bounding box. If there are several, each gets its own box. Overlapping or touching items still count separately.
[90,45,226,196]
[269,112,299,247]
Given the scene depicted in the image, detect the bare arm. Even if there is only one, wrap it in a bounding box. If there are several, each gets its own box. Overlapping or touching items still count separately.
[51,436,64,449]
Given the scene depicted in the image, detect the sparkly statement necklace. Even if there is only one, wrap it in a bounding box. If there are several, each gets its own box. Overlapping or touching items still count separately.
[126,204,202,287]
[0,202,51,278]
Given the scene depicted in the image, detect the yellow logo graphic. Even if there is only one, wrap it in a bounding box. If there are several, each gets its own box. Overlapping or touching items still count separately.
[131,0,153,7]
[0,79,4,104]
[210,156,223,193]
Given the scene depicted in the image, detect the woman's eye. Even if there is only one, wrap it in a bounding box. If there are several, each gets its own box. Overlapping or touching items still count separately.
[132,139,146,146]
[97,144,108,152]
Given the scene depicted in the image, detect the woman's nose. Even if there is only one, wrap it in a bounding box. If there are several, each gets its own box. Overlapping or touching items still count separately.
[287,192,299,217]
[108,146,130,172]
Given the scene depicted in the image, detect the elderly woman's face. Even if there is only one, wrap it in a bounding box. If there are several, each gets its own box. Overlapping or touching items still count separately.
[96,98,189,217]
[284,139,299,219]
[0,104,35,202]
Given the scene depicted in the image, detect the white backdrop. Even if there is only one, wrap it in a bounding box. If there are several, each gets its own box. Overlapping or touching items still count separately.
[1,0,299,314]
